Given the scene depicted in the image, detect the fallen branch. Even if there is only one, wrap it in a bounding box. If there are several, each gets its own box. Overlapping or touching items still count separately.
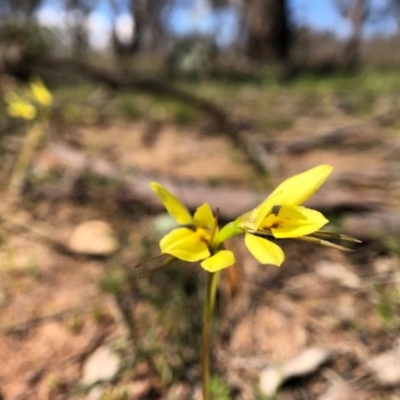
[29,57,271,174]
[34,142,382,219]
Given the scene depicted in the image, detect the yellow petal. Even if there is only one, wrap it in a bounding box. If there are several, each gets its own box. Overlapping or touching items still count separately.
[160,227,210,262]
[150,182,193,225]
[271,205,328,238]
[268,165,333,206]
[30,77,52,107]
[237,191,281,232]
[252,192,282,230]
[201,250,235,272]
[7,102,36,120]
[193,203,215,229]
[244,233,285,266]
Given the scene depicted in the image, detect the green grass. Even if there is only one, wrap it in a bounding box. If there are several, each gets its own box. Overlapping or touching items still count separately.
[167,67,400,128]
[54,83,98,103]
[381,236,400,255]
[116,92,199,125]
[209,375,231,400]
[45,66,400,131]
[375,285,400,328]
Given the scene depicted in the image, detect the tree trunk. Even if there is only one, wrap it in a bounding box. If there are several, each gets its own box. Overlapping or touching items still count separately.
[342,0,366,69]
[131,0,165,52]
[242,0,290,62]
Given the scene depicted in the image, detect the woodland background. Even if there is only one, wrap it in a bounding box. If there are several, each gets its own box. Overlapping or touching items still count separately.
[2,0,400,399]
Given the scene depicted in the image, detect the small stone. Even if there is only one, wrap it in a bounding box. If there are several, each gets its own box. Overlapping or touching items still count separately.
[86,385,105,400]
[369,344,400,386]
[259,368,283,397]
[318,382,362,400]
[259,347,332,397]
[283,347,332,378]
[68,220,119,256]
[81,346,120,385]
[315,260,360,289]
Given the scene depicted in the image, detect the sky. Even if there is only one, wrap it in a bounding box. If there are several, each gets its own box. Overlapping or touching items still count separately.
[35,0,398,50]
[290,0,397,38]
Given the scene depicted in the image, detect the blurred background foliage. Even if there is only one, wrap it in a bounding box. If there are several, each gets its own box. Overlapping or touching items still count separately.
[2,0,400,81]
[2,0,400,135]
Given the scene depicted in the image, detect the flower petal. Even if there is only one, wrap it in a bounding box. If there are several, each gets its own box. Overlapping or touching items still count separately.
[244,233,285,266]
[236,193,277,232]
[268,165,333,206]
[150,182,193,225]
[252,192,282,230]
[7,102,36,120]
[160,227,210,262]
[30,77,52,107]
[201,250,235,272]
[193,203,215,229]
[271,205,329,238]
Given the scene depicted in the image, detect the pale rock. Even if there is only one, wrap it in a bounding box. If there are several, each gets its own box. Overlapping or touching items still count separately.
[283,347,333,378]
[86,385,105,400]
[315,260,361,289]
[369,344,400,386]
[259,367,283,397]
[318,382,361,400]
[259,347,333,397]
[81,346,120,385]
[68,220,119,256]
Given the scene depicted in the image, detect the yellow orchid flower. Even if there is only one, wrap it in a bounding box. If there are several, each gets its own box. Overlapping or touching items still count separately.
[236,164,339,266]
[4,91,37,120]
[150,183,235,272]
[7,101,37,120]
[4,77,52,121]
[29,77,52,107]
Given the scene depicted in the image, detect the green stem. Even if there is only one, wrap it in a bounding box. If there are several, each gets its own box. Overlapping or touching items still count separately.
[201,270,220,400]
[8,121,47,203]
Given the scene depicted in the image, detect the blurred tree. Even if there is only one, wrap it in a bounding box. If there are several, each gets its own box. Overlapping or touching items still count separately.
[386,0,400,27]
[236,0,291,62]
[209,0,230,8]
[335,0,369,68]
[65,0,98,59]
[0,0,43,17]
[109,0,170,56]
[109,0,292,63]
[167,34,218,78]
[130,0,168,51]
[0,0,56,79]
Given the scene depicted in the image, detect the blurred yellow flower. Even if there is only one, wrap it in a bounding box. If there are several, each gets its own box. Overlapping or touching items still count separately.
[4,77,52,120]
[150,182,235,272]
[236,165,333,266]
[4,92,36,120]
[30,77,52,107]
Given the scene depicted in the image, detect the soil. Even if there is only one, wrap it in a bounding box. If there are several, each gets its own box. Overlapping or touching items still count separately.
[1,106,400,399]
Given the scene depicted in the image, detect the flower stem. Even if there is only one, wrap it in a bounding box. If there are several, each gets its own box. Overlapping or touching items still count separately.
[8,122,46,203]
[201,270,220,400]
